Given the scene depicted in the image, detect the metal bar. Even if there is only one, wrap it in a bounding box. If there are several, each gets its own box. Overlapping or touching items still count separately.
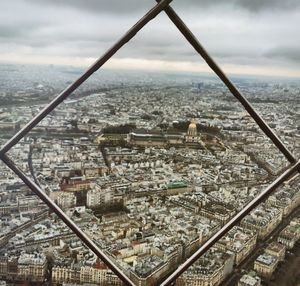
[0,0,173,156]
[0,153,135,286]
[161,160,300,286]
[159,1,296,164]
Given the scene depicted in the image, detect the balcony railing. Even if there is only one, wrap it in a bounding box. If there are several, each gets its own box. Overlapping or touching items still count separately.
[0,0,299,285]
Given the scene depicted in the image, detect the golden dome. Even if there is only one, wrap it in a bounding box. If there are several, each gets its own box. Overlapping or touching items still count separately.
[188,118,197,129]
[187,118,198,137]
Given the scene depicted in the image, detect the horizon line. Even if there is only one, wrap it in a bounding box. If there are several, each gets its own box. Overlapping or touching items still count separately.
[1,60,300,81]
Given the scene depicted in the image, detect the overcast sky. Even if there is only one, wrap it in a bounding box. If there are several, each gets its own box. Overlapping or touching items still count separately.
[1,0,300,77]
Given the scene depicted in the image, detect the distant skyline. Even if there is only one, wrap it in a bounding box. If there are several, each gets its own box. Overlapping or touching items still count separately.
[0,0,300,78]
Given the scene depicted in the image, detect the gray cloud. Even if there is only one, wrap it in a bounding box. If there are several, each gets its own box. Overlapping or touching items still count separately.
[25,0,300,13]
[0,0,299,76]
[234,0,300,12]
[24,0,157,17]
[265,47,300,63]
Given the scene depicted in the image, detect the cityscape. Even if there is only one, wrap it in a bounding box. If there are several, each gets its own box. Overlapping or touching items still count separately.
[0,64,299,286]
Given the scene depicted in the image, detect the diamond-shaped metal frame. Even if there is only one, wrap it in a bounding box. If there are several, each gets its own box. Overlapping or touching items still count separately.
[0,1,299,285]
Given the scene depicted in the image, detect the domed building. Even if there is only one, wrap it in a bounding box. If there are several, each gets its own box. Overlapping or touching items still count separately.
[186,118,201,143]
[124,118,204,148]
[187,118,197,136]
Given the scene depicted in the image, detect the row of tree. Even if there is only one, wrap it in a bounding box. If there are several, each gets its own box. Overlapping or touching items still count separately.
[102,123,136,134]
[172,121,220,135]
